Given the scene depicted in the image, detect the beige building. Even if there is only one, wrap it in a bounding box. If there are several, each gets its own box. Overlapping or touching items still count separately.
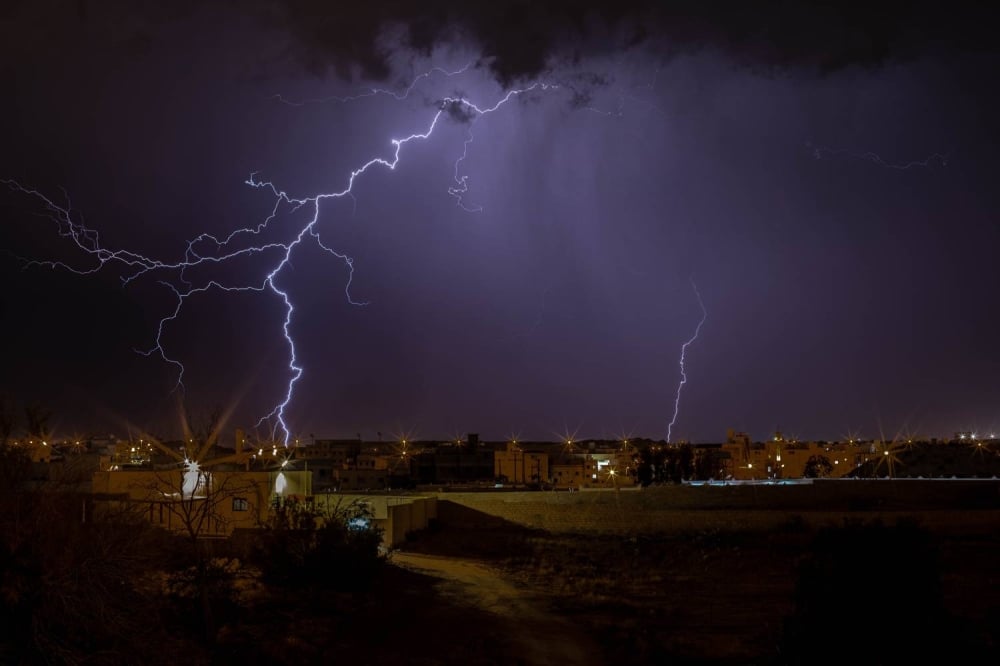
[721,429,877,480]
[494,442,549,485]
[92,465,311,537]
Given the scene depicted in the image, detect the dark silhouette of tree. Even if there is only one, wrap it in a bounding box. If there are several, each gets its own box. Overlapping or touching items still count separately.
[635,446,658,486]
[0,395,16,444]
[635,444,696,485]
[0,440,31,492]
[181,403,225,452]
[673,444,694,482]
[252,497,385,591]
[23,402,51,440]
[136,401,257,645]
[0,441,180,664]
[804,454,833,478]
[693,447,724,480]
[659,447,675,483]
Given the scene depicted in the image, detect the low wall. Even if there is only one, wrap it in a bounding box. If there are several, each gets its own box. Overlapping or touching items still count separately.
[435,480,1000,535]
[320,494,438,547]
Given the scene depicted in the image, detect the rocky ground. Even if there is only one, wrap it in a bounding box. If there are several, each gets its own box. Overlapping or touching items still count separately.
[393,506,1000,664]
[141,479,1000,664]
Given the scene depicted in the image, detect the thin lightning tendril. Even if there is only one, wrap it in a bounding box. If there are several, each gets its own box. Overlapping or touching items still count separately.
[808,144,949,170]
[3,73,559,446]
[667,278,707,444]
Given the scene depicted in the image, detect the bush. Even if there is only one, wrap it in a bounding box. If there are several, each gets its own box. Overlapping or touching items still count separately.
[161,556,241,643]
[250,498,385,591]
[0,487,177,665]
[781,518,956,664]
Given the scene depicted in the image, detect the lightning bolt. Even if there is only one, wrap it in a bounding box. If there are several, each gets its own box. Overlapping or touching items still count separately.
[3,75,559,446]
[808,143,949,170]
[667,278,707,444]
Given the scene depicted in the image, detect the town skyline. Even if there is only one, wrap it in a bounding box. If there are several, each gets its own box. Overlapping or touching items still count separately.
[3,4,999,664]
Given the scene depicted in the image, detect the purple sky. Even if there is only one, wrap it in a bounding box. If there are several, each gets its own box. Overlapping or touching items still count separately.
[2,2,999,443]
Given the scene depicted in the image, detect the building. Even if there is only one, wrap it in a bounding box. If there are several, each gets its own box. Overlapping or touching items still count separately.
[412,434,495,484]
[494,442,549,485]
[720,429,877,480]
[92,465,312,537]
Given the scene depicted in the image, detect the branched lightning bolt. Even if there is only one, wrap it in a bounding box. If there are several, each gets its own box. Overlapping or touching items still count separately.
[808,143,949,170]
[448,127,482,212]
[4,75,559,446]
[667,278,707,444]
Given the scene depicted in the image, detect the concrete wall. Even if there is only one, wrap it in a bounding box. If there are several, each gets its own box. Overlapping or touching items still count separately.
[434,481,1000,535]
[317,494,438,547]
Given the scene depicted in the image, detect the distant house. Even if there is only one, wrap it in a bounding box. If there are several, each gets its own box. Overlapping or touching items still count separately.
[494,442,549,485]
[720,429,875,480]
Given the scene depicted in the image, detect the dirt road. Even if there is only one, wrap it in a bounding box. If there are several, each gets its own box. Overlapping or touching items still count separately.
[390,551,603,666]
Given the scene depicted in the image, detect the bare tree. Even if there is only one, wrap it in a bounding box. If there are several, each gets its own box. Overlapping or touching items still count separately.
[0,395,16,444]
[23,402,51,440]
[0,441,178,664]
[181,403,225,450]
[143,464,263,543]
[128,405,261,645]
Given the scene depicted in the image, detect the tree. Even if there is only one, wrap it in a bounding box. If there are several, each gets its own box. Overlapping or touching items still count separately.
[693,447,724,480]
[803,454,833,478]
[23,402,51,440]
[252,497,385,591]
[132,405,259,644]
[677,444,694,481]
[135,464,261,644]
[0,395,16,444]
[0,440,31,490]
[0,441,178,664]
[146,464,262,542]
[636,447,655,487]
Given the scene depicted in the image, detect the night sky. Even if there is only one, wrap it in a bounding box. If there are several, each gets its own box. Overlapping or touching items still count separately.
[2,1,998,444]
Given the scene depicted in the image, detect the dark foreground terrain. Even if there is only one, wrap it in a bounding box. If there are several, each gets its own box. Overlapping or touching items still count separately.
[394,481,1000,664]
[3,479,997,664]
[396,512,999,664]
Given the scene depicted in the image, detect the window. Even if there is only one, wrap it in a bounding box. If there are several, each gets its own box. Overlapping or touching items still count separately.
[232,497,249,512]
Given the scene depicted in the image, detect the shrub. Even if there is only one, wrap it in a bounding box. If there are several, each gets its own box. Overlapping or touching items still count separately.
[781,518,955,664]
[251,498,385,591]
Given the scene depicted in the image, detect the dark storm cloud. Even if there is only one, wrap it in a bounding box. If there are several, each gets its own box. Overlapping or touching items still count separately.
[2,0,999,442]
[3,1,995,84]
[264,0,997,83]
[441,98,477,124]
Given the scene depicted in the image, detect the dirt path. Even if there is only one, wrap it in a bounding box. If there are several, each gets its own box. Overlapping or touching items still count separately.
[390,552,602,666]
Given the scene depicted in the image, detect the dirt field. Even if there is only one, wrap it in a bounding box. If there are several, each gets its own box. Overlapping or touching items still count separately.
[394,484,1000,664]
[200,482,999,664]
